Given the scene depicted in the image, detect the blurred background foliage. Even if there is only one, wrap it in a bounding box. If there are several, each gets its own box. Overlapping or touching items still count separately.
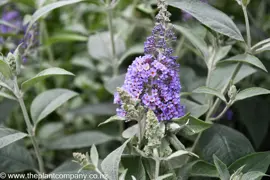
[0,0,270,177]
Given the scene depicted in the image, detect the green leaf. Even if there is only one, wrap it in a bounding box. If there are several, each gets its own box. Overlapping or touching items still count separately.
[46,33,88,45]
[27,0,86,31]
[219,54,267,72]
[193,86,226,102]
[122,155,146,180]
[165,150,198,160]
[104,74,125,94]
[172,113,190,124]
[99,115,125,126]
[234,87,270,102]
[119,169,128,180]
[213,155,230,180]
[190,160,218,177]
[69,103,117,116]
[122,124,138,139]
[119,45,144,66]
[0,91,17,101]
[90,145,99,167]
[88,32,126,61]
[0,127,27,149]
[197,124,254,165]
[229,152,270,176]
[30,89,78,125]
[101,138,131,180]
[181,98,209,118]
[22,67,74,91]
[241,171,269,180]
[0,59,12,78]
[175,115,212,136]
[174,25,209,59]
[214,45,232,64]
[47,131,114,150]
[0,143,36,173]
[0,81,13,92]
[209,63,257,91]
[167,0,244,41]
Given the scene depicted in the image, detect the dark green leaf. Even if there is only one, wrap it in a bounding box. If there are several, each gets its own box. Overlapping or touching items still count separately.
[190,160,218,178]
[181,98,209,118]
[193,86,226,102]
[197,124,254,165]
[234,87,270,102]
[122,155,146,180]
[167,0,244,41]
[213,155,230,180]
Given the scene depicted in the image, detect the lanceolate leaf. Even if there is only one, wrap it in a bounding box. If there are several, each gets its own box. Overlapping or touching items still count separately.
[174,25,209,59]
[0,91,16,101]
[167,0,244,41]
[190,160,219,178]
[219,54,267,72]
[22,67,74,91]
[165,150,198,160]
[241,171,269,180]
[99,115,125,126]
[0,59,12,78]
[213,155,230,180]
[101,139,131,180]
[0,127,27,149]
[234,87,270,102]
[104,74,125,94]
[47,131,114,150]
[193,86,226,102]
[27,0,86,31]
[30,89,78,125]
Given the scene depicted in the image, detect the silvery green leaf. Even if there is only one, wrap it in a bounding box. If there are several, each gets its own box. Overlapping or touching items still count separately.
[190,160,219,177]
[156,173,174,180]
[119,169,128,180]
[174,25,209,60]
[99,115,125,127]
[165,150,198,161]
[22,67,74,91]
[119,45,144,66]
[0,127,27,149]
[0,143,36,173]
[241,171,268,180]
[47,131,114,150]
[27,0,86,32]
[30,89,78,125]
[122,124,139,139]
[219,54,267,72]
[88,32,126,61]
[101,139,131,180]
[104,74,125,94]
[213,155,230,180]
[229,152,270,176]
[193,86,226,102]
[167,0,244,41]
[0,91,17,101]
[181,98,209,118]
[0,59,12,79]
[90,145,99,167]
[234,87,270,102]
[214,45,232,64]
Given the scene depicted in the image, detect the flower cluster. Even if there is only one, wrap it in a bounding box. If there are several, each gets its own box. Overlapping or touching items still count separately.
[114,0,184,121]
[0,4,39,62]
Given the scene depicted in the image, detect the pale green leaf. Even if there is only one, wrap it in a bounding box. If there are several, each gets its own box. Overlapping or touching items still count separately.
[219,54,267,72]
[47,131,114,150]
[167,0,244,41]
[234,87,270,102]
[47,33,88,45]
[90,145,99,167]
[165,150,198,160]
[99,115,125,126]
[101,139,131,180]
[0,60,12,78]
[30,89,78,125]
[22,67,74,91]
[104,74,125,94]
[0,127,27,149]
[193,86,226,102]
[0,91,16,101]
[27,0,86,31]
[157,173,174,180]
[122,124,138,139]
[119,45,144,66]
[213,155,230,180]
[241,171,269,180]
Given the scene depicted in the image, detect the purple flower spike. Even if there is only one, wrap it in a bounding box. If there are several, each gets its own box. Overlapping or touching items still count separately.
[114,0,185,121]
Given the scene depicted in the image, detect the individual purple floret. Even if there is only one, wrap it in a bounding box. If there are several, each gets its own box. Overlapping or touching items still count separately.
[114,0,185,121]
[182,0,208,21]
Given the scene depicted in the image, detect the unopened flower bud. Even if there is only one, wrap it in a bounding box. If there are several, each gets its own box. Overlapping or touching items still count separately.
[7,52,16,73]
[228,85,237,100]
[167,122,181,133]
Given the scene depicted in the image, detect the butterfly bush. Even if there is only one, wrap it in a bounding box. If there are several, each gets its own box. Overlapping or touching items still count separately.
[114,0,185,121]
[0,5,39,62]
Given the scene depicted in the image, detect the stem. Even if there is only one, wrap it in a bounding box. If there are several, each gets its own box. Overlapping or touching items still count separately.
[242,5,251,51]
[210,102,231,121]
[153,148,160,179]
[167,134,185,150]
[106,4,118,76]
[14,78,45,175]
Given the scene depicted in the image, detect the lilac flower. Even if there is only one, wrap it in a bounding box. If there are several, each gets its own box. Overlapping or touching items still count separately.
[114,0,185,121]
[182,0,208,21]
